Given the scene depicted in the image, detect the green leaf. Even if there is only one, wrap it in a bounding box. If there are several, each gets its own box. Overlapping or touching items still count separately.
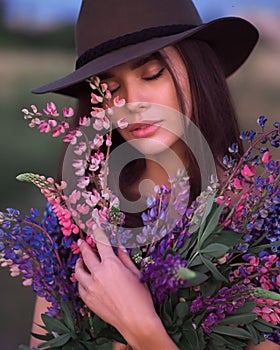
[218,312,257,325]
[62,341,85,350]
[177,267,196,280]
[253,319,277,333]
[234,301,256,314]
[200,254,228,282]
[38,333,71,348]
[209,333,247,349]
[41,314,70,334]
[185,271,208,287]
[30,332,53,341]
[200,243,229,257]
[205,230,243,249]
[174,302,189,320]
[181,320,201,350]
[61,301,75,332]
[198,202,225,246]
[245,324,262,345]
[212,325,251,339]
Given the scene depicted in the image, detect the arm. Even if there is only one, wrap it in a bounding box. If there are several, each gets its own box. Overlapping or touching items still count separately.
[30,296,51,348]
[246,341,280,350]
[75,231,178,350]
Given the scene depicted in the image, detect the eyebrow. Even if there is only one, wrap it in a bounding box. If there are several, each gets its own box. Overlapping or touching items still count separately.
[99,52,162,80]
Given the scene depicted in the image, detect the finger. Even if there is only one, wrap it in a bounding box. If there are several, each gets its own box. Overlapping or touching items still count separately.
[93,227,115,260]
[77,280,88,302]
[117,248,141,278]
[77,240,100,272]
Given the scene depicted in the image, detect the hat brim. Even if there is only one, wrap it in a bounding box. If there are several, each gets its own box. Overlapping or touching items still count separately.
[32,17,258,97]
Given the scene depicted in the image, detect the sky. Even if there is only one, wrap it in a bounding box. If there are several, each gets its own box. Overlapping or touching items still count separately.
[2,0,280,28]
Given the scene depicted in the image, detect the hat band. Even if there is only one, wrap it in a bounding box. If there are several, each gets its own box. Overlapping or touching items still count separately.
[75,24,196,70]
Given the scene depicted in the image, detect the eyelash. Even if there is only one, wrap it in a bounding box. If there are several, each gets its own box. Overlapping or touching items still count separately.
[108,67,165,94]
[144,67,165,81]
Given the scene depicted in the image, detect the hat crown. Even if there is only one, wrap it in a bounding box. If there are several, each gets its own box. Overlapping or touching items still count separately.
[76,0,202,56]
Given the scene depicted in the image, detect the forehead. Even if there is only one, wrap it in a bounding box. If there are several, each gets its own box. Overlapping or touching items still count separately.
[99,52,162,79]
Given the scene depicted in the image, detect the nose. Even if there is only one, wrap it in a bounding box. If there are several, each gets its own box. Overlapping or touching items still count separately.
[123,86,151,113]
[125,101,151,113]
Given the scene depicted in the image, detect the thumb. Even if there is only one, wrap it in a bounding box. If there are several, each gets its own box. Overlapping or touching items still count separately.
[118,248,141,278]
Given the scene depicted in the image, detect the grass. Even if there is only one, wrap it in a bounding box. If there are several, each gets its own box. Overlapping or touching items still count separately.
[0,40,279,349]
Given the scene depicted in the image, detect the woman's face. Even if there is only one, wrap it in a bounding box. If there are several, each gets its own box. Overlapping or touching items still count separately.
[100,46,192,156]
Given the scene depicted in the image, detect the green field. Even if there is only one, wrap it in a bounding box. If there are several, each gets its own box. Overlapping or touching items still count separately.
[0,38,279,349]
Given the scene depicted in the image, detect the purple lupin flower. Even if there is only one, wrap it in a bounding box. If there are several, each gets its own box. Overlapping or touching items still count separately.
[141,254,195,303]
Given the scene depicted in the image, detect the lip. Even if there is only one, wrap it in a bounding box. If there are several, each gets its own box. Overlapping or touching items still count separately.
[129,120,162,138]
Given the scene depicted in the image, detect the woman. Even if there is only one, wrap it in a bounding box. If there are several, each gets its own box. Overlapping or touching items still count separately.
[30,0,280,349]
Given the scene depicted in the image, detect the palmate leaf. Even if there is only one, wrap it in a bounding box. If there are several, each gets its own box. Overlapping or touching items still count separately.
[41,314,71,334]
[199,254,228,282]
[62,341,85,350]
[200,243,230,258]
[198,202,225,247]
[245,323,263,346]
[212,325,251,339]
[204,230,243,249]
[208,333,247,350]
[61,300,76,333]
[218,312,257,325]
[174,301,189,320]
[37,333,71,348]
[180,320,203,350]
[253,318,278,333]
[234,301,256,314]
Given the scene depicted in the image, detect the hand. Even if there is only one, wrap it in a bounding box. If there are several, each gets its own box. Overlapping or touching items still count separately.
[74,228,160,344]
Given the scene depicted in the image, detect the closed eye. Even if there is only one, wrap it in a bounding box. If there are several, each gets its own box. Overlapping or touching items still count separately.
[144,67,165,81]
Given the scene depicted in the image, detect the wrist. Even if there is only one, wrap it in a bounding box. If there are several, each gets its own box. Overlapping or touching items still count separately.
[119,313,178,350]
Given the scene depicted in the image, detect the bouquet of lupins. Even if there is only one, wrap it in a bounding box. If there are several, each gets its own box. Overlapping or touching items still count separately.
[1,78,279,350]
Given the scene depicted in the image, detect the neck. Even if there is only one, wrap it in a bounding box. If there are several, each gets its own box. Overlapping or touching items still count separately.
[139,139,189,196]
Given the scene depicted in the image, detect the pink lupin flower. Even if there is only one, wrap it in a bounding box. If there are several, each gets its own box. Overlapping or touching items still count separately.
[100,83,108,92]
[117,118,129,129]
[77,204,90,215]
[44,102,59,117]
[70,241,80,254]
[83,190,100,207]
[63,130,82,145]
[74,142,87,156]
[92,134,104,149]
[262,151,272,164]
[69,190,81,204]
[103,116,111,130]
[241,164,256,177]
[91,93,104,104]
[77,176,90,189]
[113,96,126,107]
[38,121,51,133]
[93,118,104,131]
[62,107,74,118]
[106,134,112,147]
[249,256,260,266]
[55,181,67,191]
[91,107,105,118]
[79,116,91,127]
[233,177,244,190]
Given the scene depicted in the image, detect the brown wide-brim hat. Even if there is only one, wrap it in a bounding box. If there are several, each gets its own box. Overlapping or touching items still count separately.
[33,0,259,97]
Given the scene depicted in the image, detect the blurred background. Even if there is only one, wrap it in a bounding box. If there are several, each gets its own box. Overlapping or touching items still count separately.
[0,0,279,348]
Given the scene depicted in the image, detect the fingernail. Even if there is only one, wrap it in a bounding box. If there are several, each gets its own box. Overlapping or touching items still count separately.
[77,239,83,247]
[120,246,128,253]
